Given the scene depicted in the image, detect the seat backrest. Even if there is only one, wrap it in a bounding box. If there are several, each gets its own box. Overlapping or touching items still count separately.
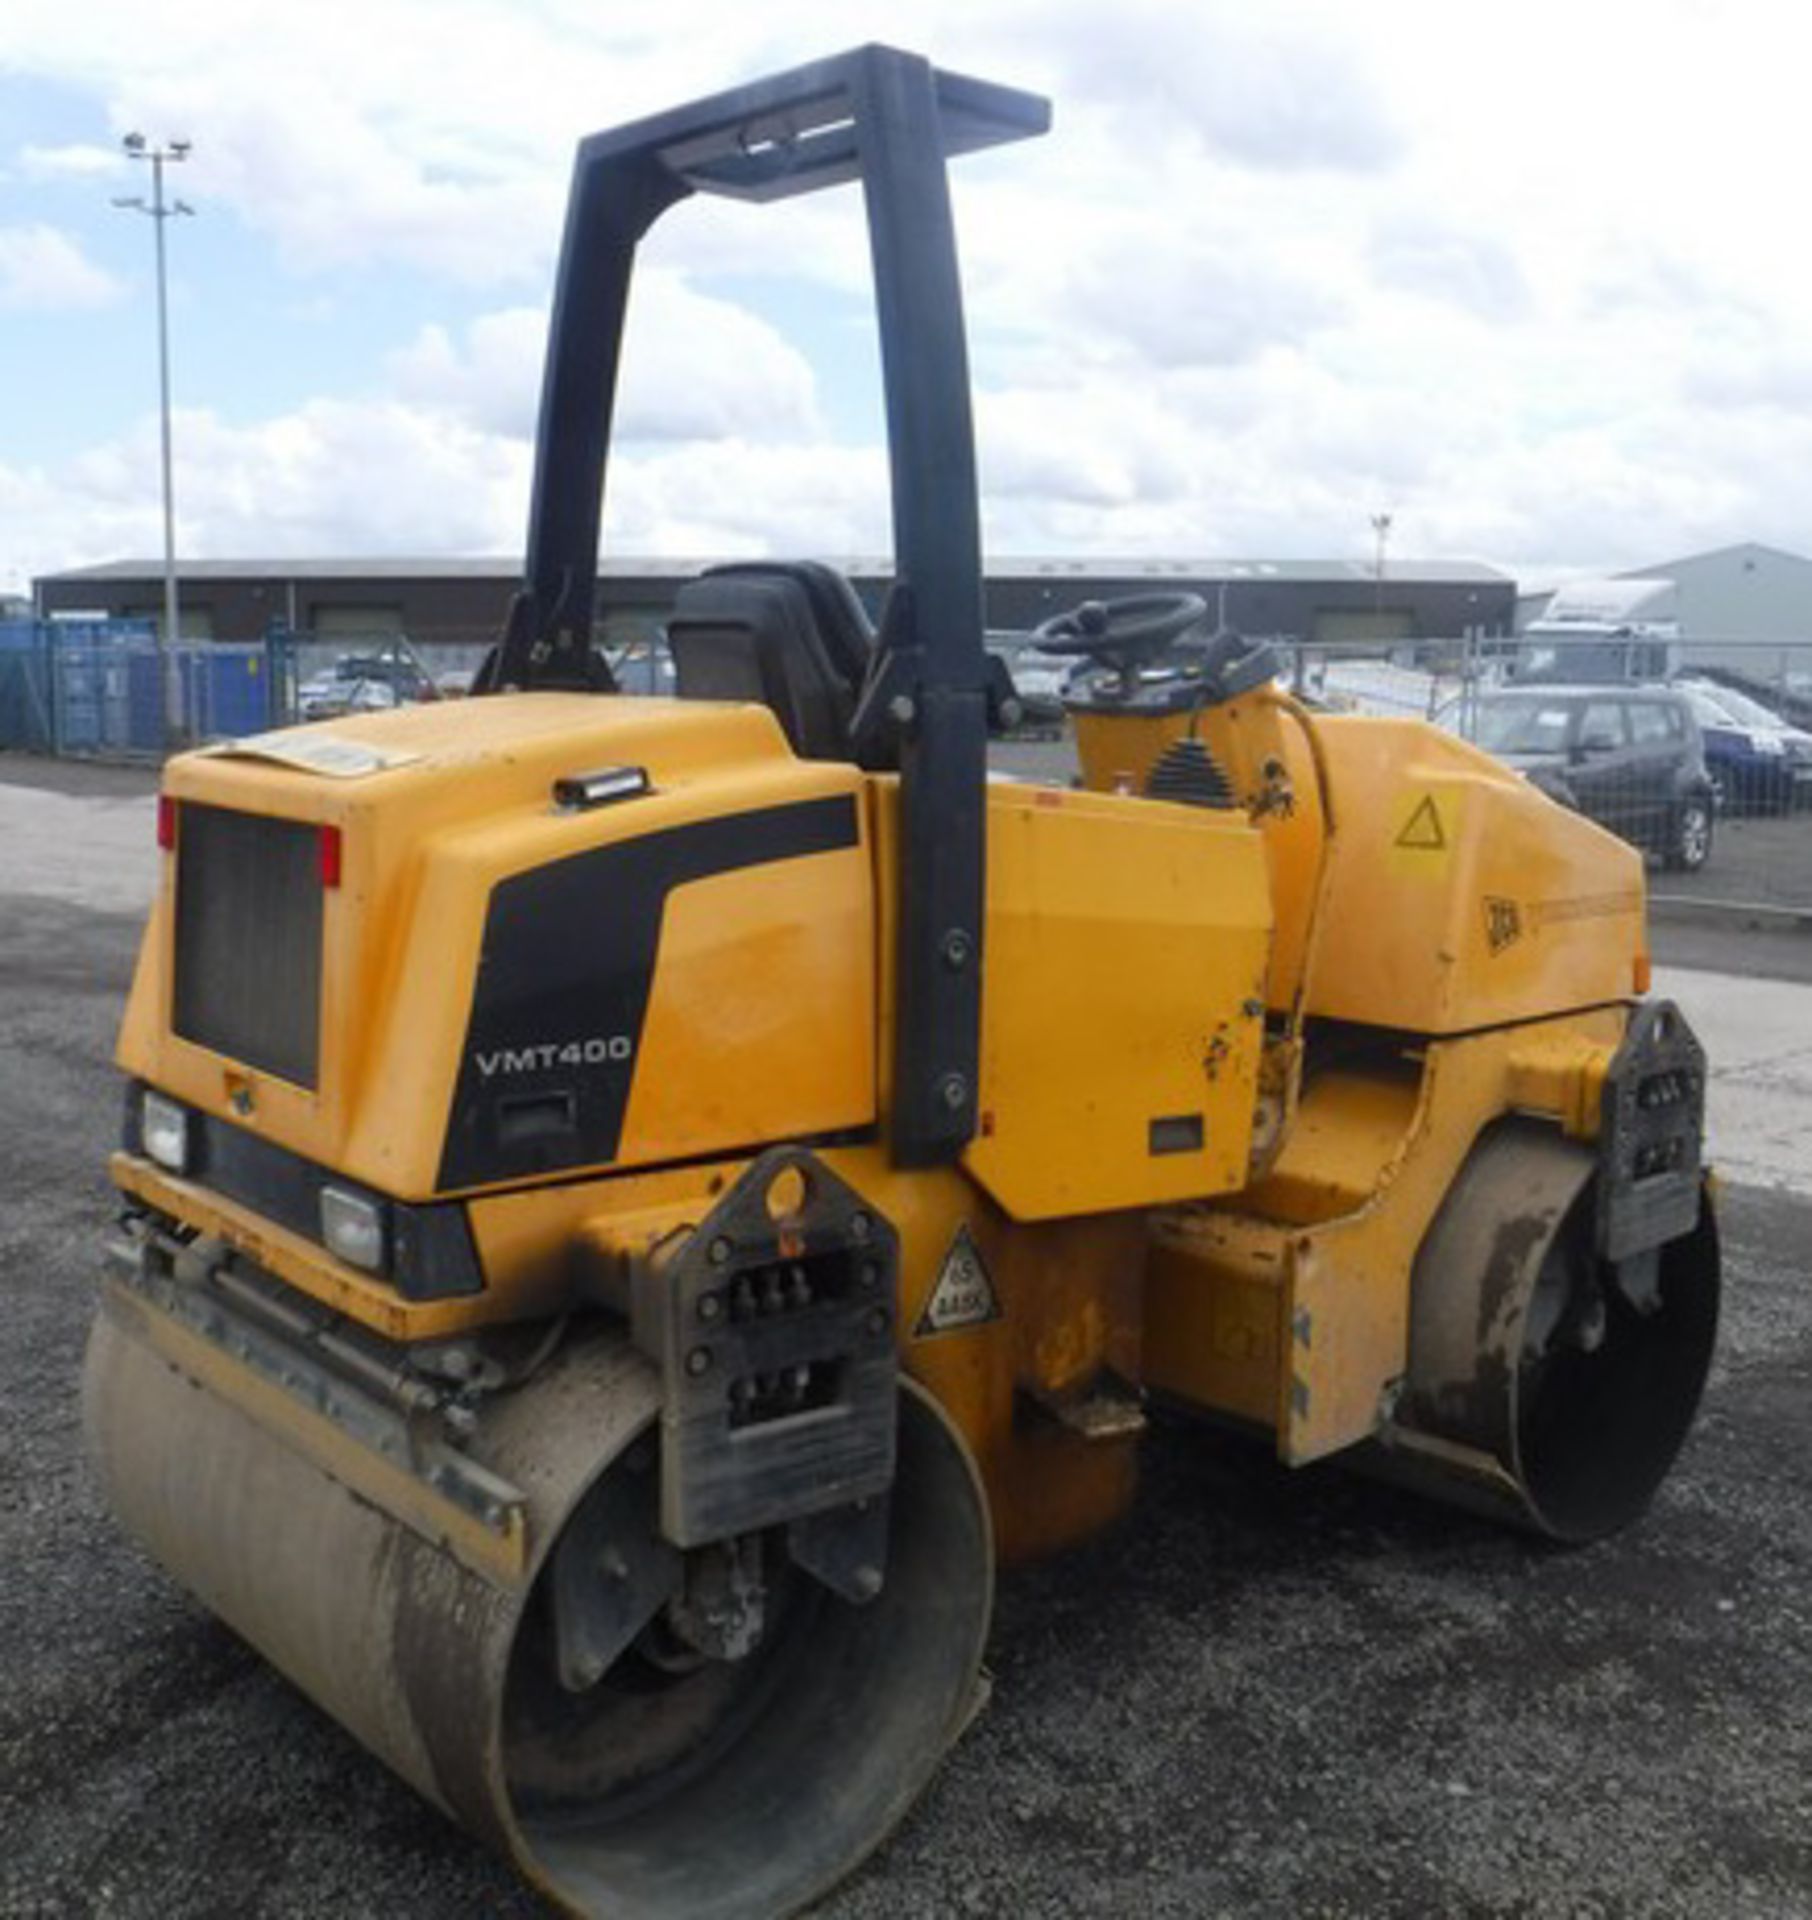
[667,570,860,760]
[701,561,876,690]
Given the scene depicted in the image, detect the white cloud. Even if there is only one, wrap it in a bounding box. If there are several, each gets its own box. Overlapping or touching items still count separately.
[1367,216,1530,323]
[1683,348,1812,414]
[0,224,122,310]
[8,0,1812,586]
[0,393,886,599]
[977,384,1196,509]
[1025,0,1402,172]
[1057,226,1339,371]
[3,399,527,592]
[389,277,824,456]
[615,275,823,444]
[603,441,890,559]
[104,81,564,286]
[19,142,123,178]
[389,310,548,439]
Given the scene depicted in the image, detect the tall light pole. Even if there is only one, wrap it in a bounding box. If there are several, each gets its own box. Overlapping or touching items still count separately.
[113,133,193,745]
[1370,510,1392,621]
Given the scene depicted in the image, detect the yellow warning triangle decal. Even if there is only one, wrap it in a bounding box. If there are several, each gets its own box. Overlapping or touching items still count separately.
[1395,793,1446,851]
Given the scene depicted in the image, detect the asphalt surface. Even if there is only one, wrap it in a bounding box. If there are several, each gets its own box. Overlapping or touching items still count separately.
[1662,809,1812,912]
[2,764,1810,1917]
[0,753,160,800]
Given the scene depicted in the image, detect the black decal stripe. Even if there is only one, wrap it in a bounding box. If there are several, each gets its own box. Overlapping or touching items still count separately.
[120,1102,483,1301]
[456,1122,880,1205]
[437,793,861,1191]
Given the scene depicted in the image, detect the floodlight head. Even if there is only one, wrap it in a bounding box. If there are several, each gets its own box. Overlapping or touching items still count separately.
[111,195,147,211]
[170,138,191,159]
[122,131,147,154]
[172,199,195,216]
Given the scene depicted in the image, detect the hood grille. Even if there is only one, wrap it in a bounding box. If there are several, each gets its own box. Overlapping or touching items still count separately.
[173,804,323,1088]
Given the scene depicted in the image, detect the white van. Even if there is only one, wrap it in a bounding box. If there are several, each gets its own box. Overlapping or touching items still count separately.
[1513,578,1680,684]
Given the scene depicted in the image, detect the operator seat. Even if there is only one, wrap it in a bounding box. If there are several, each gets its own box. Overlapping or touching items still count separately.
[666,562,875,761]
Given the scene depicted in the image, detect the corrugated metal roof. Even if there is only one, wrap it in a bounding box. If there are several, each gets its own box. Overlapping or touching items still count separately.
[983,557,1508,584]
[42,556,526,582]
[39,553,1512,586]
[1623,541,1812,578]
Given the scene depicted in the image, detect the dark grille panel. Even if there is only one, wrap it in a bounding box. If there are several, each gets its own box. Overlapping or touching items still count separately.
[173,804,323,1088]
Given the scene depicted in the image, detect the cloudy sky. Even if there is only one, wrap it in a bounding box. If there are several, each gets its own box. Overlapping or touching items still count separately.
[2,0,1808,598]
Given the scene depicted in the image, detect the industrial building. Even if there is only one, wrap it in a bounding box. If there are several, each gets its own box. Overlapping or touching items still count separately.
[34,554,1515,654]
[1625,540,1812,639]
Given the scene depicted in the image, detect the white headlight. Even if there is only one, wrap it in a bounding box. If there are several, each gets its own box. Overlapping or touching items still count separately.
[320,1187,386,1272]
[141,1091,189,1174]
[1755,735,1786,756]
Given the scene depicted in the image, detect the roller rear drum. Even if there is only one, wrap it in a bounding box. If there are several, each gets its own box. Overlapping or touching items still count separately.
[1391,1121,1720,1541]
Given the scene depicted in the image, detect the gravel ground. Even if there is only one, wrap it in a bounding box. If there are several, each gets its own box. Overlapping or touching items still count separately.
[2,812,1810,1919]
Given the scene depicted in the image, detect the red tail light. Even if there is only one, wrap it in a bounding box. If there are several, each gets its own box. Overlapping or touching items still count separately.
[156,795,176,850]
[318,823,343,888]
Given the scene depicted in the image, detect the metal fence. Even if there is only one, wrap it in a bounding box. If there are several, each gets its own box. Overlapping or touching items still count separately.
[986,628,1812,915]
[279,627,687,708]
[1271,632,1812,916]
[1,619,178,755]
[0,619,59,752]
[1,620,288,757]
[11,612,1812,915]
[0,622,428,755]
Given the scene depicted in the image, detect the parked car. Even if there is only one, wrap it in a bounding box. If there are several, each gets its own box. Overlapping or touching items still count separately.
[298,645,438,720]
[1675,679,1812,815]
[298,672,403,720]
[1467,684,1714,870]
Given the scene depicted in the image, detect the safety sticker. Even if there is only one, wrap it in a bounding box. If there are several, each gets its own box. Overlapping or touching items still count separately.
[1394,793,1447,851]
[199,728,421,778]
[915,1225,1001,1336]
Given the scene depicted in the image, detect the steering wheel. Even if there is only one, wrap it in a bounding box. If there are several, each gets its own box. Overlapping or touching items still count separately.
[1030,592,1209,669]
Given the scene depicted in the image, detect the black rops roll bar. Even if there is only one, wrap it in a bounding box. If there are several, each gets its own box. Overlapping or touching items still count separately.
[484,45,1049,1167]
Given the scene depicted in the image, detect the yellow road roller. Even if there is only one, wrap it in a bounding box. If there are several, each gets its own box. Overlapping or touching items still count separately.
[85,45,1719,1919]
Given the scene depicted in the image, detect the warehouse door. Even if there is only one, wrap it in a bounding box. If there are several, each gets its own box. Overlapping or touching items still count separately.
[125,604,215,641]
[1312,608,1414,645]
[310,604,405,642]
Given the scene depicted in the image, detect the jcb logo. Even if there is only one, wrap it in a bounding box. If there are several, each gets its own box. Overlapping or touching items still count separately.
[1483,897,1523,955]
[475,1036,634,1077]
